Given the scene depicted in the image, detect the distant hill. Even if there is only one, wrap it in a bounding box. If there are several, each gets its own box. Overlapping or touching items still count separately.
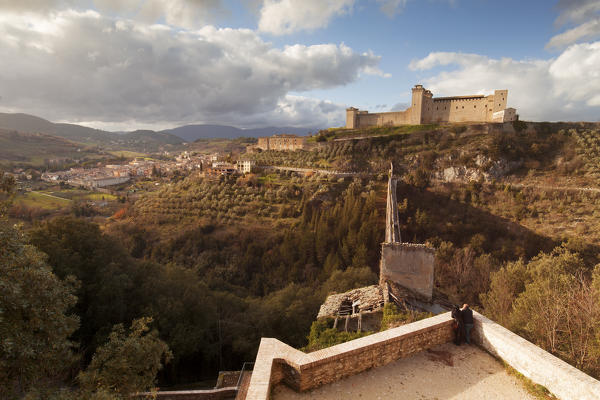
[0,112,318,152]
[0,113,116,145]
[0,128,98,165]
[0,113,183,151]
[161,124,316,142]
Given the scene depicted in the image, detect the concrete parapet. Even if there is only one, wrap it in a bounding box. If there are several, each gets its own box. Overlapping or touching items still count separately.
[244,313,454,400]
[472,311,600,400]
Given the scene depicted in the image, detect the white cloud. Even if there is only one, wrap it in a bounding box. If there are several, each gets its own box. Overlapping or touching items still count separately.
[0,0,77,13]
[547,17,600,49]
[257,0,458,34]
[94,0,227,29]
[548,0,600,49]
[0,0,227,29]
[258,0,354,35]
[0,10,382,129]
[409,43,600,121]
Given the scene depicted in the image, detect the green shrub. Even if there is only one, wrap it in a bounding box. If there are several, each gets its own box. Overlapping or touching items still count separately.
[380,303,433,331]
[303,318,372,352]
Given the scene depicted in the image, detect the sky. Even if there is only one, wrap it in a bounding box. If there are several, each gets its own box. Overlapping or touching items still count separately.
[0,0,599,131]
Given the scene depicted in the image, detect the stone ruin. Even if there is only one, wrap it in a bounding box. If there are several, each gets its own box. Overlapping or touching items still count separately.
[317,285,384,332]
[318,163,437,326]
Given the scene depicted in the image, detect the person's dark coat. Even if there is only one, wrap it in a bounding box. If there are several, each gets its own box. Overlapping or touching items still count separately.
[462,307,474,324]
[451,306,464,345]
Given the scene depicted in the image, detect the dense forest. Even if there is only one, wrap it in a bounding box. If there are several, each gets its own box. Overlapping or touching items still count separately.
[4,122,600,398]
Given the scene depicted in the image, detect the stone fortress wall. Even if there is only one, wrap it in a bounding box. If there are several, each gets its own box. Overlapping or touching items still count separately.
[346,84,517,129]
[257,134,306,151]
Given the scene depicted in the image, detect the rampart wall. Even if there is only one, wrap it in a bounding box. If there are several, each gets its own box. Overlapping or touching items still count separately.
[245,313,455,400]
[473,311,600,400]
[243,311,600,400]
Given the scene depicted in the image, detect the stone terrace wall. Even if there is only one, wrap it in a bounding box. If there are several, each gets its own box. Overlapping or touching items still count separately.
[134,388,237,400]
[472,311,600,400]
[245,313,454,400]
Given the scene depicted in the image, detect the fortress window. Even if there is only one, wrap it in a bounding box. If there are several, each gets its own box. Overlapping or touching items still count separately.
[474,105,476,108]
[462,106,464,109]
[456,106,458,109]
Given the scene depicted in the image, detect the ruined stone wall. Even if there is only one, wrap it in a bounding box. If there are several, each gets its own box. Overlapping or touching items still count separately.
[472,311,600,400]
[245,313,455,399]
[332,309,383,332]
[380,243,435,301]
[385,175,400,243]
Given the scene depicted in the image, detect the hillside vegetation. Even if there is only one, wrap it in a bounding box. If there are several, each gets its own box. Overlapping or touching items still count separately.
[0,129,101,166]
[0,112,183,152]
[6,121,600,395]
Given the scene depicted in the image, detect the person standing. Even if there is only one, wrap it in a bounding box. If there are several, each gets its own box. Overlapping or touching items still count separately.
[451,305,464,345]
[461,304,474,344]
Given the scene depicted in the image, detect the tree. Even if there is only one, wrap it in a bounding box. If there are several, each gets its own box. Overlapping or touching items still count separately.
[511,248,585,353]
[29,217,137,355]
[0,171,16,215]
[0,222,79,398]
[78,317,172,397]
[480,259,529,327]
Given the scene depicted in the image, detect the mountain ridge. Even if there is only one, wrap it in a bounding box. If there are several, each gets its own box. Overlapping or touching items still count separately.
[0,113,183,151]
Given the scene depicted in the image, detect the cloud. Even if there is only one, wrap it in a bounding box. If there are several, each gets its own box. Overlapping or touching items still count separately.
[555,0,600,26]
[257,0,449,34]
[258,0,355,35]
[376,0,408,17]
[547,0,600,49]
[547,18,600,49]
[93,0,227,29]
[0,10,382,129]
[0,0,227,29]
[409,43,600,121]
[390,102,409,111]
[0,0,76,13]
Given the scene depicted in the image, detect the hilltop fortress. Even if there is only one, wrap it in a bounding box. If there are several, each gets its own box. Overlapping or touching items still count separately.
[346,84,517,128]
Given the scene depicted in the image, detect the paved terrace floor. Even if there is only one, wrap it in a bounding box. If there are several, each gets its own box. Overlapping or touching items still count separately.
[272,342,535,400]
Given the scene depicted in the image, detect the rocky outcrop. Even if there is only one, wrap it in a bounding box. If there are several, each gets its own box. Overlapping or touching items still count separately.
[435,155,521,183]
